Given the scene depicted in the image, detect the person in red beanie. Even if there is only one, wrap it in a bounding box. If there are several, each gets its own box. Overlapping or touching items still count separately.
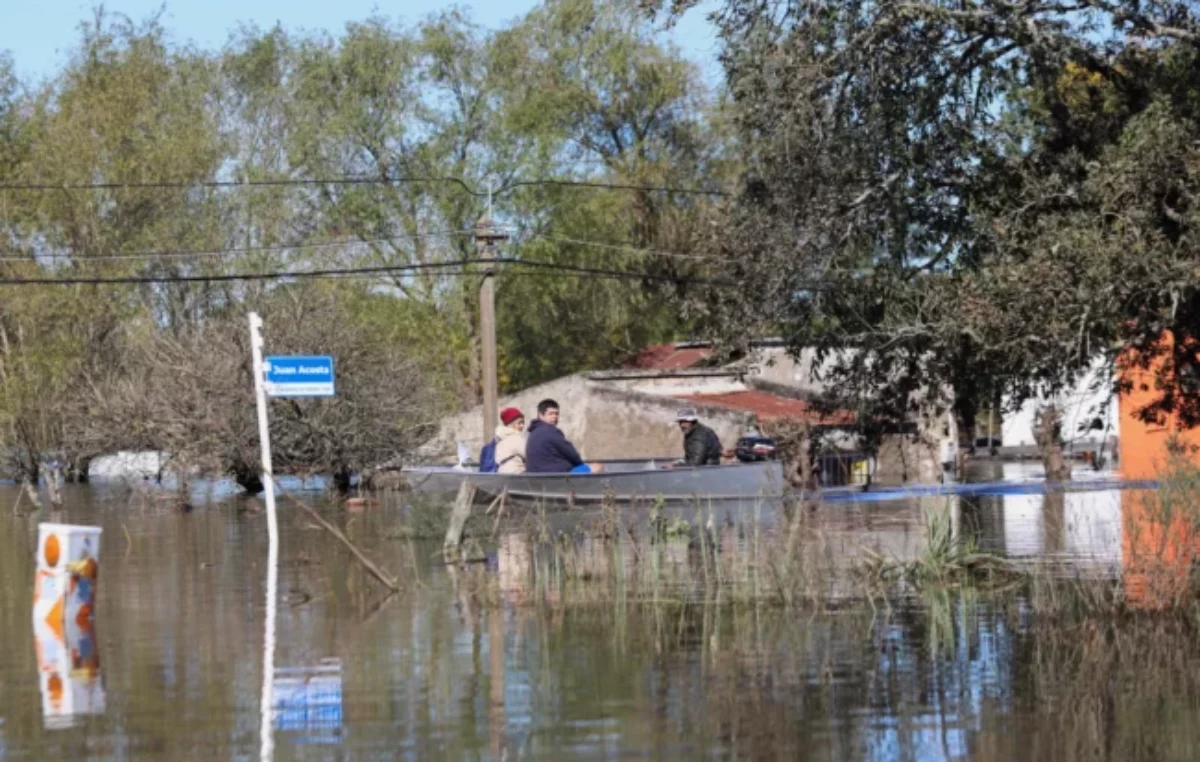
[481,406,527,473]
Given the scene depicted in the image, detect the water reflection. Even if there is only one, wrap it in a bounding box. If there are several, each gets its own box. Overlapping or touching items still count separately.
[32,625,104,730]
[0,480,1192,760]
[272,659,343,744]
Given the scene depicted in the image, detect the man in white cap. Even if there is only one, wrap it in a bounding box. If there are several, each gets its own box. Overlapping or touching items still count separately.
[675,408,726,467]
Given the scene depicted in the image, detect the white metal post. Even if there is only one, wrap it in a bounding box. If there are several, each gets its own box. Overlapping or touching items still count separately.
[249,312,278,761]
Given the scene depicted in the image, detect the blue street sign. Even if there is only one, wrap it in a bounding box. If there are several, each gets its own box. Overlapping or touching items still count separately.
[264,356,335,398]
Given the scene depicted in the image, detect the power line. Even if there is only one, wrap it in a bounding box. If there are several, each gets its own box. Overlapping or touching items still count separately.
[502,179,730,197]
[531,233,714,262]
[0,257,731,287]
[0,176,479,194]
[0,231,471,263]
[0,255,837,288]
[0,175,731,197]
[0,260,477,285]
[503,258,729,285]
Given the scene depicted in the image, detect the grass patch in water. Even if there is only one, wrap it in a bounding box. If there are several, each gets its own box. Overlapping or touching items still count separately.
[412,448,1200,626]
[857,504,1019,590]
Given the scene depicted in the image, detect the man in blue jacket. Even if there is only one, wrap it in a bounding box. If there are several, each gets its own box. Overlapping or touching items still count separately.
[525,398,604,474]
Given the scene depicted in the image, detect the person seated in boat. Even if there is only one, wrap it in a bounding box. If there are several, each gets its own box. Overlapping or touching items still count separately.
[674,408,726,467]
[479,428,499,473]
[493,407,528,474]
[525,398,604,474]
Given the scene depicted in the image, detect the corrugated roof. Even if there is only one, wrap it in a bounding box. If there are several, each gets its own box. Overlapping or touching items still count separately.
[677,390,856,425]
[624,343,714,371]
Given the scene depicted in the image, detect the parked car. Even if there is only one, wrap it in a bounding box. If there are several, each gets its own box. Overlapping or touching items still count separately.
[735,435,778,463]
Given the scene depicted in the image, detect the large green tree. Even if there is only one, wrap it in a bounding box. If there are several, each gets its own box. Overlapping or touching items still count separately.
[494,0,731,388]
[0,1,728,495]
[0,13,225,500]
[651,0,1200,441]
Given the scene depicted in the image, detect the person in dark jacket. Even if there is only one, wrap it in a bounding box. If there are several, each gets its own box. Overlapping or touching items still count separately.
[525,399,604,474]
[676,408,725,466]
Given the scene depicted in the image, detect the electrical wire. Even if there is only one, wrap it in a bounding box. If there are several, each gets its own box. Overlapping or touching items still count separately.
[530,233,714,262]
[501,178,729,197]
[0,175,731,197]
[0,257,733,286]
[0,231,472,263]
[0,260,477,285]
[502,258,729,285]
[0,176,479,194]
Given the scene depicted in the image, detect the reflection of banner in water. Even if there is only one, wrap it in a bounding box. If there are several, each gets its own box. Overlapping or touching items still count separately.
[273,659,343,745]
[31,523,104,728]
[33,619,105,729]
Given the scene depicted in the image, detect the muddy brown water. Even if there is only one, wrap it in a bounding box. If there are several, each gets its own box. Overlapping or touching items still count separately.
[1,468,1197,761]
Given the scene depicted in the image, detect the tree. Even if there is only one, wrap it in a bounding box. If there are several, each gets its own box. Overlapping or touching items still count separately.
[650,0,1200,461]
[86,282,447,496]
[493,0,731,388]
[0,12,225,504]
[0,2,737,502]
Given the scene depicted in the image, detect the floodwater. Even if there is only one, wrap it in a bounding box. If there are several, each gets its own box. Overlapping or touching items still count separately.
[1,464,1198,761]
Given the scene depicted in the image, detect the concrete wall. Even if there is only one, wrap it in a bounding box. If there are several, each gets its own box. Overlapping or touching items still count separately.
[873,434,943,485]
[614,374,746,396]
[417,376,756,464]
[579,385,754,460]
[417,374,590,460]
[745,347,840,396]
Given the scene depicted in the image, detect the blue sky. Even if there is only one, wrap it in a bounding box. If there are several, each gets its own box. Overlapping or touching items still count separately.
[2,0,721,83]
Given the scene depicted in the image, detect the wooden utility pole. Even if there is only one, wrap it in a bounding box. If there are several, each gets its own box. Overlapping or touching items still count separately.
[475,213,508,443]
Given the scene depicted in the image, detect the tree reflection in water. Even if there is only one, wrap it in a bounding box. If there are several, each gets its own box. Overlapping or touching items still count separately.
[0,484,1196,760]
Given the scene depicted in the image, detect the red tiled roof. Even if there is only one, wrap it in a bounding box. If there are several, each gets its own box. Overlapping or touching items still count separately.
[678,390,856,425]
[624,343,714,371]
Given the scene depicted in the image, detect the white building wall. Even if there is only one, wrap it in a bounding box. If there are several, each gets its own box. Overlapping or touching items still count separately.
[1001,358,1119,448]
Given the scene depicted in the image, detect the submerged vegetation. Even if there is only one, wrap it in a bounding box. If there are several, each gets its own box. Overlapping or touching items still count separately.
[400,449,1200,629]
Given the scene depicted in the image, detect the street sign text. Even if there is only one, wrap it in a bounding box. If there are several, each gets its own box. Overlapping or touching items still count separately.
[264,356,335,398]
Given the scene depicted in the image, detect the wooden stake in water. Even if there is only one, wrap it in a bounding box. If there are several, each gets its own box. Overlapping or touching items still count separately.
[249,312,279,761]
[444,481,477,559]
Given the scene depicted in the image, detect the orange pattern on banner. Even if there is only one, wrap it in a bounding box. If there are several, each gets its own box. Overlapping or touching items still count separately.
[44,595,64,642]
[47,674,63,708]
[44,534,60,568]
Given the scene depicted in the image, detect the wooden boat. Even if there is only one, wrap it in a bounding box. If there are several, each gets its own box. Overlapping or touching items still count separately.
[401,458,791,504]
[400,456,1160,506]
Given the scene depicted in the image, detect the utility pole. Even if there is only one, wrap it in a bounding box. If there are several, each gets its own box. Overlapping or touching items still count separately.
[475,204,508,444]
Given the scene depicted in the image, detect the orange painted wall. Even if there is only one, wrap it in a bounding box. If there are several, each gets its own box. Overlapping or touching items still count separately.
[1118,335,1200,481]
[1118,333,1200,607]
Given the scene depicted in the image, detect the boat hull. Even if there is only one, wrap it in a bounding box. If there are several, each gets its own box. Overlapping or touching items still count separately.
[402,460,788,503]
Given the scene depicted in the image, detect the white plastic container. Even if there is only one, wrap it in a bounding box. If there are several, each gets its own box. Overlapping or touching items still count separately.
[31,523,104,728]
[33,523,101,631]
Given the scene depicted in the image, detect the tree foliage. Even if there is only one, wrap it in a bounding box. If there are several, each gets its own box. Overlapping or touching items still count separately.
[0,2,720,495]
[658,0,1200,435]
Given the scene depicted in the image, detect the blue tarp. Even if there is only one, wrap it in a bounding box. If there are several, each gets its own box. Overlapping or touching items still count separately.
[821,478,1159,504]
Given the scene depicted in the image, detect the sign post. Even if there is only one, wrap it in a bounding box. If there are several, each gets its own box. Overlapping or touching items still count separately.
[248,313,278,762]
[248,315,337,762]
